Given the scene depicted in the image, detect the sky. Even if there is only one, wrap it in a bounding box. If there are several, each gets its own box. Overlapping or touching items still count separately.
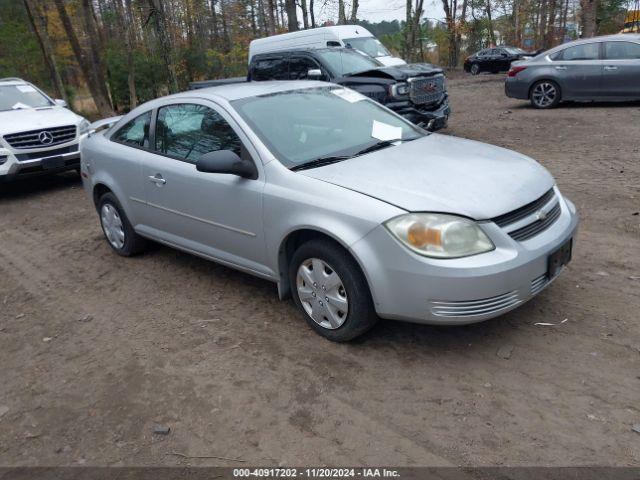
[312,0,446,24]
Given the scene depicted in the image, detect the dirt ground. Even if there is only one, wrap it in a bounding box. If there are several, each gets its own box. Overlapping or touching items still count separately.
[0,74,639,468]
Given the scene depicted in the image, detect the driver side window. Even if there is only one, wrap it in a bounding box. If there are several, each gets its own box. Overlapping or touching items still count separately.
[155,103,241,164]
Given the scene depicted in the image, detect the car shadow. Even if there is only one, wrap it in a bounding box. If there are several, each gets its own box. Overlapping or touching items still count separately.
[0,172,81,201]
[511,99,640,110]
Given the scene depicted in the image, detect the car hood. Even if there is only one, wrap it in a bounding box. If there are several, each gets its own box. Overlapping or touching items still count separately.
[299,134,555,220]
[0,107,83,135]
[347,62,444,81]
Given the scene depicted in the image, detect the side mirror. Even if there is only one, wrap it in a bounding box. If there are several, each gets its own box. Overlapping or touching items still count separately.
[196,150,257,179]
[54,99,68,108]
[307,69,323,80]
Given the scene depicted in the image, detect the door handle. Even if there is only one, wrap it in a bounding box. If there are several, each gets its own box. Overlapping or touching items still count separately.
[554,66,568,70]
[148,174,166,185]
[604,66,618,71]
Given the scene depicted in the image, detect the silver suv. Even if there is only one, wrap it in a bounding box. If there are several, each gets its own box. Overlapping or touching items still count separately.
[505,34,640,108]
[0,77,90,181]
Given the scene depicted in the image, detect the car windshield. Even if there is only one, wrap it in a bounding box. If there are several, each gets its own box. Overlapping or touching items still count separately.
[0,84,52,111]
[315,49,382,76]
[232,87,425,168]
[343,37,391,58]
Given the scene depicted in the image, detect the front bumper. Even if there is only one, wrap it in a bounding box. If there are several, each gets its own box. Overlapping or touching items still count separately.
[0,142,81,182]
[350,192,579,325]
[389,97,451,131]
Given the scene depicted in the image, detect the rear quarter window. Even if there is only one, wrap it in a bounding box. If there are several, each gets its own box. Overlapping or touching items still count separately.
[250,57,288,81]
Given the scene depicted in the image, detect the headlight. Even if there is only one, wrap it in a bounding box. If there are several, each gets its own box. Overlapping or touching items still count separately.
[78,119,91,135]
[390,83,409,98]
[385,213,495,258]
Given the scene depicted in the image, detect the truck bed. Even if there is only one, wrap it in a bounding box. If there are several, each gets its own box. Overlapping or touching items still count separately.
[189,77,247,90]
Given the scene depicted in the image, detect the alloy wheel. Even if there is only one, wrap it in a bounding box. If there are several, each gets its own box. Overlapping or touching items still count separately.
[101,203,125,250]
[470,64,480,75]
[296,258,349,330]
[532,82,557,108]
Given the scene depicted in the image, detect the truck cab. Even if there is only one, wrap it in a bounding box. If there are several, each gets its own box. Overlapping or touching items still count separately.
[247,48,450,131]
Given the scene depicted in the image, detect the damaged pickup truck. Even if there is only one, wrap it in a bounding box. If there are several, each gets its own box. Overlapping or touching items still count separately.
[190,48,450,131]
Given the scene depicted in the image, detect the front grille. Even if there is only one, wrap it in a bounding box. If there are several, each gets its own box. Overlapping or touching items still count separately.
[3,125,77,149]
[492,188,556,227]
[508,202,561,242]
[431,290,521,318]
[15,144,78,162]
[409,75,445,105]
[530,274,549,296]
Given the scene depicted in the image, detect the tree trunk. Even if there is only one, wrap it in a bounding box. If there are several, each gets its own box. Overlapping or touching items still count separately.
[53,0,113,116]
[266,0,277,33]
[580,0,597,37]
[122,0,138,109]
[544,0,558,47]
[23,0,67,103]
[350,0,359,22]
[147,0,179,93]
[80,0,113,109]
[300,0,309,28]
[485,0,496,45]
[285,0,298,30]
[338,0,347,24]
[310,0,315,27]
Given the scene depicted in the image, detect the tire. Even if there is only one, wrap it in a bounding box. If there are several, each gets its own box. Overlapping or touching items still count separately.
[97,192,147,256]
[470,63,480,75]
[289,239,378,342]
[530,80,561,109]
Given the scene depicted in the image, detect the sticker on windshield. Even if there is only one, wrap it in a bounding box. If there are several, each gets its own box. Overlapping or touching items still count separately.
[371,120,402,141]
[12,102,31,110]
[331,88,366,103]
[16,85,37,93]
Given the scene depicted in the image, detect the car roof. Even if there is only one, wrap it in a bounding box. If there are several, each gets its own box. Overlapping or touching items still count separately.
[253,46,354,57]
[167,80,335,102]
[0,78,29,86]
[545,33,640,53]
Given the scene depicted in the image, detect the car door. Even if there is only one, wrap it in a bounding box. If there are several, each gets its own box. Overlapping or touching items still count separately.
[140,100,270,277]
[601,41,640,98]
[495,48,511,71]
[549,42,603,98]
[289,55,327,80]
[107,111,153,225]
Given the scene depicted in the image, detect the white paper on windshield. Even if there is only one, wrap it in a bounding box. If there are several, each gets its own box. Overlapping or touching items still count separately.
[12,102,31,110]
[371,120,402,141]
[331,88,366,103]
[16,85,36,93]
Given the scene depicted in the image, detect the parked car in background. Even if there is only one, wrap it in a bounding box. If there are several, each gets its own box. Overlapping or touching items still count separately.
[505,34,640,108]
[81,81,578,342]
[249,25,406,66]
[192,47,449,131]
[0,77,89,181]
[464,47,532,75]
[620,10,640,33]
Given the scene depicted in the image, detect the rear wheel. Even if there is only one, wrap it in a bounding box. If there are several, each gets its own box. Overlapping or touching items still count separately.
[98,192,147,256]
[289,239,378,342]
[530,80,561,109]
[470,63,480,75]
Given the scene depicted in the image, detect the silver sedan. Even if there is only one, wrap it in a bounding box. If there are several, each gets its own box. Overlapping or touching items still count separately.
[81,81,578,341]
[506,34,640,108]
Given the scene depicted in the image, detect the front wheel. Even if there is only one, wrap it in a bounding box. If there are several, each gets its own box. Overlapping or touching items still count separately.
[289,239,378,342]
[530,80,561,109]
[470,63,480,75]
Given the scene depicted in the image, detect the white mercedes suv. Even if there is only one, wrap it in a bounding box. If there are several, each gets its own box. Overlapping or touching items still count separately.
[0,77,90,182]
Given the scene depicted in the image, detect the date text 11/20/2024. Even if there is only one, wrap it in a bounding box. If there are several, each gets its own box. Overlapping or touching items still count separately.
[233,468,401,478]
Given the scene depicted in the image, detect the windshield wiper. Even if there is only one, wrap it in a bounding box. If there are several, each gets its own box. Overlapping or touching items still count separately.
[290,156,350,171]
[290,137,419,172]
[352,137,419,157]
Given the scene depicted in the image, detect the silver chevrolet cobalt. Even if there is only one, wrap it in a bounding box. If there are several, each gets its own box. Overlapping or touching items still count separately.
[81,81,578,341]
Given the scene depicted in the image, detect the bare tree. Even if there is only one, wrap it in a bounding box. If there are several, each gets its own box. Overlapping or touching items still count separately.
[285,0,299,29]
[580,0,598,36]
[146,0,179,93]
[53,0,113,116]
[23,0,67,103]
